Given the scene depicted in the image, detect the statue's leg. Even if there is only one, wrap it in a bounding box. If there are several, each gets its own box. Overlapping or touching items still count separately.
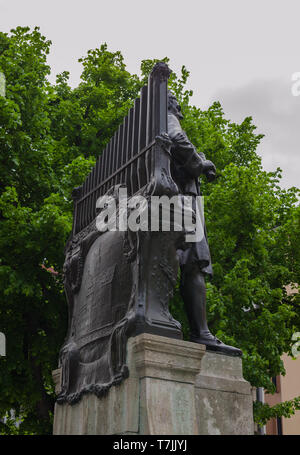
[180,264,242,356]
[180,264,211,339]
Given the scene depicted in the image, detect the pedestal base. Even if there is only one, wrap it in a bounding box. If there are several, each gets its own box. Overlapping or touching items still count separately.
[52,334,254,435]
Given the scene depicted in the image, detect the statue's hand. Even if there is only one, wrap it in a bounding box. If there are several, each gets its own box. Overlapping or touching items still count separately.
[202,160,216,181]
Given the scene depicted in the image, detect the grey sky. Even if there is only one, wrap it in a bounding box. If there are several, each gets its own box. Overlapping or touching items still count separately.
[1,0,299,188]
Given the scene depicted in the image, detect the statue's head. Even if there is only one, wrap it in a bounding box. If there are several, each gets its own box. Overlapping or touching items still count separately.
[168,91,183,120]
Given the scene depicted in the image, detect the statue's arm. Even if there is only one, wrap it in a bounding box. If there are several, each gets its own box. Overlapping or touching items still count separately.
[170,131,205,178]
[170,132,216,182]
[168,113,216,180]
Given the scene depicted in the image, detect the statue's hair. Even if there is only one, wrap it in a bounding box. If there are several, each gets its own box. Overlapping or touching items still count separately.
[167,90,178,110]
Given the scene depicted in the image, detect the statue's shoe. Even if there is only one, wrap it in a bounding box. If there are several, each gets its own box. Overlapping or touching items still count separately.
[191,334,242,357]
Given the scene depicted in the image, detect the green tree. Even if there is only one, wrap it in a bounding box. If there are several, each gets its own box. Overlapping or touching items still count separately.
[0,27,299,433]
[0,28,140,434]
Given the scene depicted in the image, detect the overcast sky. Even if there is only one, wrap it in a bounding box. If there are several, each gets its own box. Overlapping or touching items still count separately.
[1,0,299,188]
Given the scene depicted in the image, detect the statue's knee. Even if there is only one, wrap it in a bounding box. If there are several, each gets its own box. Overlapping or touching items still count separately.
[180,264,205,291]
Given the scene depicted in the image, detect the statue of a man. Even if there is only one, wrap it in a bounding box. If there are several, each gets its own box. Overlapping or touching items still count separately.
[168,91,242,356]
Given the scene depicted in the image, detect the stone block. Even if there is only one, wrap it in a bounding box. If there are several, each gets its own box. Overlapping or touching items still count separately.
[195,351,254,435]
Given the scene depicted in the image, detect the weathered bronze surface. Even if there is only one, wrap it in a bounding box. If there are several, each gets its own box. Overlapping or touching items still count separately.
[167,91,242,357]
[57,62,241,406]
[57,63,184,404]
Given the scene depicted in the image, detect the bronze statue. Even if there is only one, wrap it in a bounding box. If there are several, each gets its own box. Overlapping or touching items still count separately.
[168,91,242,356]
[56,64,242,406]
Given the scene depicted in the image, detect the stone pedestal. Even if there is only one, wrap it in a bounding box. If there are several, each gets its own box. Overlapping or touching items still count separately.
[195,351,254,435]
[53,333,205,435]
[53,334,254,435]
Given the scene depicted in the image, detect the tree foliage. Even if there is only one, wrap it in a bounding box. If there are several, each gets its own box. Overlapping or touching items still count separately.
[254,396,300,427]
[0,27,299,433]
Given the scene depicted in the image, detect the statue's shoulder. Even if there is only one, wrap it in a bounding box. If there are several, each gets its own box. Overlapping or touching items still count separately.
[168,112,182,139]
